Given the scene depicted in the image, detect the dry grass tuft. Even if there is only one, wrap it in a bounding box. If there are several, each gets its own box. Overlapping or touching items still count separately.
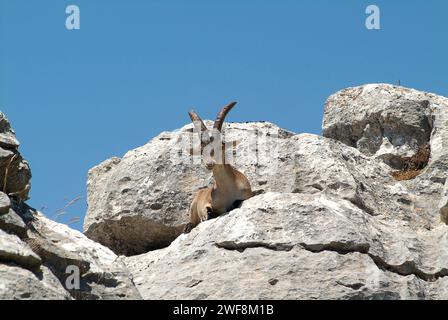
[391,169,422,181]
[391,144,430,181]
[52,195,82,221]
[2,154,17,194]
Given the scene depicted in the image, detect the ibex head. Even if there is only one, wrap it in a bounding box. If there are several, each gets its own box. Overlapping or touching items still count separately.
[189,102,237,170]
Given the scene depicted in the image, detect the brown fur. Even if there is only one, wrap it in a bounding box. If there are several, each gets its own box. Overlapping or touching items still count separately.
[184,103,253,233]
[391,144,430,181]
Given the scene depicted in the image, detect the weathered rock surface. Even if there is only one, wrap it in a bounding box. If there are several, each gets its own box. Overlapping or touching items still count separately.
[84,122,295,255]
[85,84,448,257]
[3,84,448,300]
[0,229,41,270]
[84,83,448,299]
[0,264,72,300]
[439,180,448,224]
[0,113,31,201]
[24,208,142,300]
[0,200,142,300]
[0,111,141,300]
[322,84,448,178]
[0,192,11,214]
[0,202,142,300]
[124,192,448,299]
[322,84,448,225]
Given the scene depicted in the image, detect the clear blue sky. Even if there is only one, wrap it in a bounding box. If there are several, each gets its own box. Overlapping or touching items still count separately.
[1,0,447,231]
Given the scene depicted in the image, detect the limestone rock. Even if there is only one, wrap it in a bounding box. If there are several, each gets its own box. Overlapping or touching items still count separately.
[322,84,448,176]
[439,180,448,224]
[4,84,448,300]
[0,192,11,214]
[111,84,448,299]
[124,192,448,299]
[0,201,141,300]
[0,264,71,300]
[84,122,295,255]
[0,111,141,300]
[85,126,435,256]
[0,229,41,270]
[0,208,27,238]
[322,84,448,225]
[24,209,141,300]
[0,113,20,149]
[0,112,31,200]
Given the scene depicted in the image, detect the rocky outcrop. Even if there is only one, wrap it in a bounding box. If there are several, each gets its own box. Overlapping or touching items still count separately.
[84,122,295,255]
[3,83,448,300]
[85,84,448,299]
[322,84,448,225]
[0,112,141,300]
[322,85,434,169]
[124,192,448,299]
[0,113,31,201]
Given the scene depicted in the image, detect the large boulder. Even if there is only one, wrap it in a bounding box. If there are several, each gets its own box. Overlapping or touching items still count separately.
[0,111,141,300]
[0,200,142,300]
[124,192,448,299]
[84,122,296,255]
[0,264,72,300]
[83,84,448,299]
[0,229,41,271]
[85,97,445,257]
[0,199,142,300]
[323,84,431,168]
[322,84,448,225]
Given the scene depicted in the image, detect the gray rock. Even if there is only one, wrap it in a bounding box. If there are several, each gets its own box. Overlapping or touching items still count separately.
[84,122,295,255]
[0,111,141,300]
[85,123,435,256]
[0,192,11,214]
[0,112,31,200]
[0,229,41,270]
[439,180,448,224]
[0,264,71,300]
[25,210,142,300]
[0,113,20,149]
[322,84,434,168]
[124,192,448,299]
[105,84,448,299]
[0,204,142,300]
[0,83,442,300]
[322,84,448,225]
[0,208,27,238]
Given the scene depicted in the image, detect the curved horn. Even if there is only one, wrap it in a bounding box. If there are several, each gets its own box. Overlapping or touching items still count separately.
[213,101,237,131]
[188,110,207,133]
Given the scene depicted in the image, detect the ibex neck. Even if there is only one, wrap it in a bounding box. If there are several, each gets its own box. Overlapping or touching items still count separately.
[212,164,236,189]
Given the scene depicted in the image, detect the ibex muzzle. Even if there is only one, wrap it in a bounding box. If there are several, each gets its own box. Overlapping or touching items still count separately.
[184,102,253,233]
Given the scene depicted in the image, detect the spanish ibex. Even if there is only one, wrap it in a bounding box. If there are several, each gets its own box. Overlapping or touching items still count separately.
[184,102,253,233]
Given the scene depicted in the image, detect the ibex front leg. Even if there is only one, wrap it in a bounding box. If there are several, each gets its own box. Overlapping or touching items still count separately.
[184,188,212,233]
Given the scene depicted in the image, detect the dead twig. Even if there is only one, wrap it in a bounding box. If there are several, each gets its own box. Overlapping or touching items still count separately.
[68,216,80,225]
[3,154,17,194]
